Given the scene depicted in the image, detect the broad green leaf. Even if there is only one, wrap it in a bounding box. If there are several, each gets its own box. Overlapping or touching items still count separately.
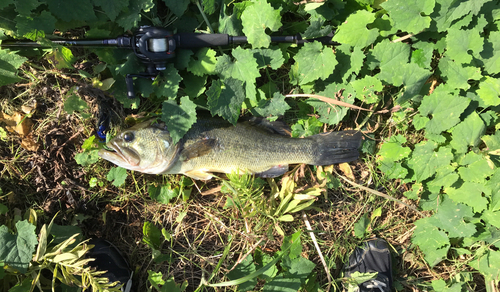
[370,39,410,71]
[161,96,197,144]
[143,221,161,250]
[438,56,481,90]
[335,44,364,83]
[411,41,434,69]
[469,250,500,282]
[106,167,128,187]
[201,0,216,15]
[0,49,27,86]
[351,76,383,104]
[408,142,453,182]
[378,135,411,161]
[445,27,483,64]
[332,10,378,48]
[161,0,189,17]
[47,47,75,70]
[64,94,89,114]
[426,165,459,192]
[216,47,260,101]
[476,76,500,107]
[418,88,470,134]
[431,0,488,32]
[263,277,302,292]
[7,277,32,292]
[450,112,486,153]
[153,64,182,99]
[174,50,193,71]
[286,256,315,279]
[481,31,500,75]
[182,73,206,98]
[457,159,494,183]
[116,0,154,31]
[16,0,41,16]
[148,184,178,204]
[486,169,500,211]
[354,213,369,238]
[282,231,302,259]
[45,0,96,22]
[0,203,7,215]
[227,255,257,292]
[434,197,476,238]
[206,78,246,125]
[251,48,285,70]
[412,217,450,267]
[75,150,100,166]
[393,63,432,104]
[241,0,282,48]
[188,48,217,76]
[293,41,337,85]
[481,210,500,229]
[483,130,500,153]
[15,11,56,37]
[445,182,489,213]
[0,0,14,10]
[291,116,322,138]
[0,220,38,273]
[250,92,290,117]
[219,4,243,36]
[306,83,355,126]
[378,160,408,180]
[93,0,129,21]
[302,17,332,39]
[381,0,434,34]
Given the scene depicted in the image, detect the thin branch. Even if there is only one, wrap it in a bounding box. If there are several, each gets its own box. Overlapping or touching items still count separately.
[286,94,371,112]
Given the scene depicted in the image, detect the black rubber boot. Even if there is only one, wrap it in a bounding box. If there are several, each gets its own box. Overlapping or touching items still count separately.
[86,238,133,292]
[345,238,392,292]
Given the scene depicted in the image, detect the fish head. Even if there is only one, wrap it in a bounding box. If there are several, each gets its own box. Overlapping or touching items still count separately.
[98,121,178,174]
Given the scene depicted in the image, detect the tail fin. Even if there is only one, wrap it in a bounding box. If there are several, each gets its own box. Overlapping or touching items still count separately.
[309,130,362,165]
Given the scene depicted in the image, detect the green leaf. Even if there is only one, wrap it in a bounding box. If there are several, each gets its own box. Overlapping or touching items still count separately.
[408,142,453,182]
[381,0,434,34]
[291,116,322,138]
[445,182,489,213]
[426,165,459,192]
[412,217,450,267]
[483,130,500,153]
[378,135,411,161]
[106,167,128,187]
[332,10,379,48]
[0,220,38,273]
[64,94,89,114]
[47,47,75,70]
[153,64,182,99]
[306,83,355,126]
[286,256,316,279]
[450,112,486,153]
[75,150,100,166]
[437,56,482,90]
[227,255,257,292]
[93,0,129,21]
[201,0,216,15]
[476,76,500,107]
[393,63,432,104]
[282,231,302,259]
[250,92,290,117]
[293,41,337,85]
[206,78,245,125]
[370,39,410,71]
[142,221,161,250]
[251,48,285,70]
[418,88,471,134]
[482,31,500,75]
[45,0,96,22]
[0,203,7,215]
[0,49,27,86]
[241,0,282,48]
[354,213,369,238]
[148,184,178,204]
[15,11,56,37]
[351,76,383,104]
[0,0,14,10]
[115,0,154,31]
[434,197,476,238]
[8,277,32,292]
[432,0,489,32]
[445,27,483,64]
[469,249,500,282]
[161,0,189,17]
[378,160,408,180]
[182,73,206,98]
[335,45,365,83]
[216,47,260,101]
[161,96,197,145]
[457,159,494,183]
[188,48,217,76]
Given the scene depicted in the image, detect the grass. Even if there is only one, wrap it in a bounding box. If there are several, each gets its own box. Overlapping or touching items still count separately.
[0,44,482,292]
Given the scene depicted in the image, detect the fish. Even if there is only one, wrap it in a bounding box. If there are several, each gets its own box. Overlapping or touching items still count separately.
[98,116,363,180]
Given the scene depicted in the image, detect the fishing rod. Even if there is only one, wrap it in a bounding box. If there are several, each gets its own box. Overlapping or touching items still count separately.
[2,26,339,99]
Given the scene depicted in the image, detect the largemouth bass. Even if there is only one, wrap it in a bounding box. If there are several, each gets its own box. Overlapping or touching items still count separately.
[98,117,362,180]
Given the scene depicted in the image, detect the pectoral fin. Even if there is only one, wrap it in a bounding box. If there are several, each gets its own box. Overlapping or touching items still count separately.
[180,138,218,161]
[184,169,214,180]
[255,164,289,178]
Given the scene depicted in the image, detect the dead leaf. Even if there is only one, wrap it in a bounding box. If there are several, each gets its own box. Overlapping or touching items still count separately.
[0,111,33,137]
[21,133,40,151]
[338,163,355,181]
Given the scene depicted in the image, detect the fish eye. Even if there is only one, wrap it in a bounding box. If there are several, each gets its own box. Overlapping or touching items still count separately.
[123,132,134,142]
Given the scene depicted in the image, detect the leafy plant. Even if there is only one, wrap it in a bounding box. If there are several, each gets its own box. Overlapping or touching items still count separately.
[0,210,122,291]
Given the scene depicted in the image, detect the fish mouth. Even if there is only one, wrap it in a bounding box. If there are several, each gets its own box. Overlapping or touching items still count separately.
[98,141,141,168]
